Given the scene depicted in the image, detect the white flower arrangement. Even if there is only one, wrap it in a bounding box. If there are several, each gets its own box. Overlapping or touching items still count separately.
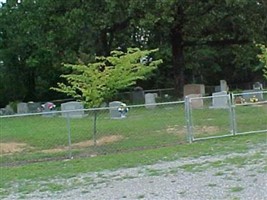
[117,103,128,118]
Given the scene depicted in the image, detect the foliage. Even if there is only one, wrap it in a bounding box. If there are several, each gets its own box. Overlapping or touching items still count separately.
[52,48,162,107]
[0,0,266,106]
[257,44,267,80]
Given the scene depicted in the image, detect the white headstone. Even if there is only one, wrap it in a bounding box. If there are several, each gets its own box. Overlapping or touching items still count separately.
[211,91,229,109]
[4,105,14,115]
[187,94,204,109]
[17,103,28,114]
[61,101,85,118]
[220,80,228,92]
[214,85,221,92]
[28,102,41,113]
[109,101,123,119]
[145,93,156,109]
[253,82,263,90]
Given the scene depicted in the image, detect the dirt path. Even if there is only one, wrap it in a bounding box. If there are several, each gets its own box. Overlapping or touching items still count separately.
[3,143,266,200]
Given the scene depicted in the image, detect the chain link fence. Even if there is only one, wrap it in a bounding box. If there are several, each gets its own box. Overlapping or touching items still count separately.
[1,90,266,166]
[185,90,267,142]
[0,101,186,166]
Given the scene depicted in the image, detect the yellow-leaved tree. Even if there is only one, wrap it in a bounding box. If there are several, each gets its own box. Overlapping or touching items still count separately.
[52,48,162,107]
[258,44,267,80]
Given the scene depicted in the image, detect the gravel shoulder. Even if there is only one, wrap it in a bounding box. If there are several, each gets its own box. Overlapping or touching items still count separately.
[3,143,267,200]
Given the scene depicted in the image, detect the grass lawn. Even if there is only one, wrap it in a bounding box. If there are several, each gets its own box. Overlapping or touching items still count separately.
[0,102,266,164]
[0,132,266,197]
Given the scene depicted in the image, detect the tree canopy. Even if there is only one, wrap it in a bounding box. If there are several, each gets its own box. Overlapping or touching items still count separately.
[52,48,162,107]
[0,0,266,106]
[258,44,267,79]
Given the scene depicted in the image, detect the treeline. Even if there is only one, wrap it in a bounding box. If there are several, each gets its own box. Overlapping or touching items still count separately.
[0,0,266,106]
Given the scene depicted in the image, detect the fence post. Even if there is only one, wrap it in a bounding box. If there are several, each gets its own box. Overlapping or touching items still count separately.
[93,110,97,146]
[230,93,237,135]
[185,96,193,143]
[66,113,72,159]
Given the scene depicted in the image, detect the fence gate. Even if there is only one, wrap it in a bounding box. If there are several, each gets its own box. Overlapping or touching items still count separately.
[185,94,235,142]
[232,91,267,135]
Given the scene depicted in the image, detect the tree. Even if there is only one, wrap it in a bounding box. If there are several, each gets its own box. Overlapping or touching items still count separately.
[52,48,162,107]
[129,0,267,92]
[258,44,267,80]
[1,0,266,107]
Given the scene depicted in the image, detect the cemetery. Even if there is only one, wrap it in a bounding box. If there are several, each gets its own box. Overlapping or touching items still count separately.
[0,1,266,199]
[0,80,266,165]
[1,80,266,117]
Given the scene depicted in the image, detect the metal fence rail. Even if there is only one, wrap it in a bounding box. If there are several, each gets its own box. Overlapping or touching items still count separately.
[185,94,234,142]
[1,91,266,165]
[232,91,267,135]
[185,91,267,142]
[0,101,186,166]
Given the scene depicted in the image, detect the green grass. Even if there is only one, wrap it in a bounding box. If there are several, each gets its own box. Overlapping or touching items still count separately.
[0,133,266,197]
[1,102,266,165]
[0,102,266,196]
[0,104,187,163]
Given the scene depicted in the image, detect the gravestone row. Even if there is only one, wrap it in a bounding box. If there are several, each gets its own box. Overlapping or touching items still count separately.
[184,80,264,109]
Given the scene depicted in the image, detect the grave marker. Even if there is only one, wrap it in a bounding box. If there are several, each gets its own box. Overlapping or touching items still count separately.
[28,102,41,113]
[17,103,28,114]
[109,101,123,119]
[61,101,85,118]
[187,94,204,109]
[145,93,156,109]
[132,86,145,105]
[210,91,229,109]
[220,80,229,92]
[183,84,205,97]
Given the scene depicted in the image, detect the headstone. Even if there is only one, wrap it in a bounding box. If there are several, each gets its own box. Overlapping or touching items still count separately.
[220,80,229,92]
[61,101,85,118]
[28,102,41,113]
[145,93,156,109]
[132,86,145,104]
[214,85,221,92]
[4,105,14,115]
[242,90,263,101]
[187,94,204,109]
[17,103,28,114]
[210,91,229,109]
[0,108,5,115]
[109,101,123,119]
[253,82,263,90]
[252,82,264,100]
[183,84,205,97]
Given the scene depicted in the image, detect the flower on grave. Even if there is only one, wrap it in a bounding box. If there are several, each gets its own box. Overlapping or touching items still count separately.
[41,102,56,110]
[235,96,246,104]
[118,103,129,117]
[249,95,258,103]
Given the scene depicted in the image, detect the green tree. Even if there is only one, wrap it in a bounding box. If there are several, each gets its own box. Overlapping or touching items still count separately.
[1,0,266,107]
[52,48,162,107]
[117,0,266,92]
[258,44,267,80]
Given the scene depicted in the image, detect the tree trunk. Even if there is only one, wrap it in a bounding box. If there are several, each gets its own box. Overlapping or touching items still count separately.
[170,13,185,97]
[25,69,36,101]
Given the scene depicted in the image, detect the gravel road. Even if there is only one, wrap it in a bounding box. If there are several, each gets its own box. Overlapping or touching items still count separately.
[3,144,267,200]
